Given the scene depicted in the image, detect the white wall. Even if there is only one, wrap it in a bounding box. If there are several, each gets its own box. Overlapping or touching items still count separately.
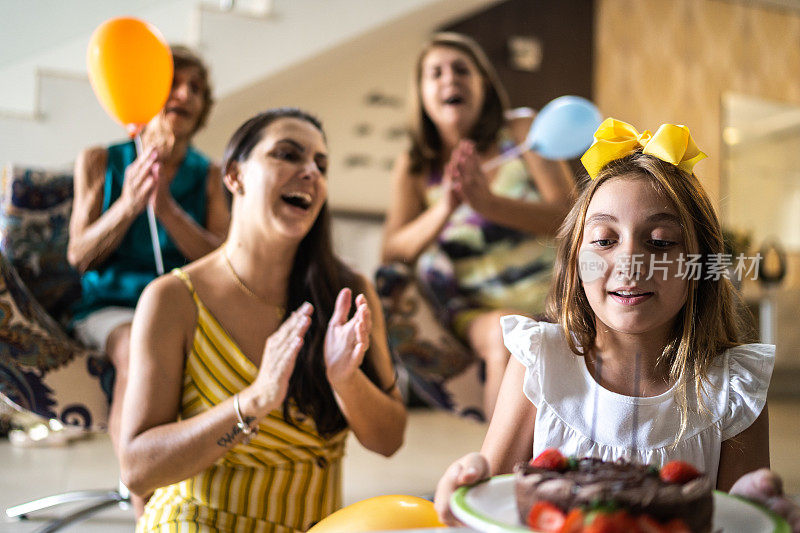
[194,0,499,215]
[0,0,197,117]
[0,0,497,188]
[331,216,385,279]
[0,0,162,66]
[193,30,415,215]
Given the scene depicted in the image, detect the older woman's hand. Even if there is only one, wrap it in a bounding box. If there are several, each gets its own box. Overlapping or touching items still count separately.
[120,146,159,216]
[150,163,182,218]
[251,302,313,415]
[730,469,800,532]
[324,288,371,386]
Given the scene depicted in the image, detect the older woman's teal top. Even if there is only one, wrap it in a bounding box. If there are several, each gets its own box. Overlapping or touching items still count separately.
[73,140,209,320]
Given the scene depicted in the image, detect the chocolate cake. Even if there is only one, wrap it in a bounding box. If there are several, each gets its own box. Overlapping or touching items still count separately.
[515,452,713,532]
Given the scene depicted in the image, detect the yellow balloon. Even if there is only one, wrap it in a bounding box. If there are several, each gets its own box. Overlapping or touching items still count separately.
[87,17,173,136]
[307,495,445,532]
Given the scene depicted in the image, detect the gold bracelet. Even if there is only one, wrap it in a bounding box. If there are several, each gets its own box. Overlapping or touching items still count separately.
[233,394,256,442]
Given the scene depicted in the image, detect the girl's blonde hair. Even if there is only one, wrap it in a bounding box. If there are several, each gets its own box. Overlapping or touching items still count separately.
[407,32,510,174]
[546,150,754,440]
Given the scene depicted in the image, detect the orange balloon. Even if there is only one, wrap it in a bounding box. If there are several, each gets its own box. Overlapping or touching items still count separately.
[87,17,173,136]
[307,495,445,532]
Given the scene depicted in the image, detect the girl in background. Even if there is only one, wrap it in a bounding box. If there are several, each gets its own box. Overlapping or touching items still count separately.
[382,33,573,418]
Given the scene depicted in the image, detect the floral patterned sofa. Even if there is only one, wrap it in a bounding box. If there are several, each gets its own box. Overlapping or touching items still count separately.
[0,164,113,433]
[375,262,486,421]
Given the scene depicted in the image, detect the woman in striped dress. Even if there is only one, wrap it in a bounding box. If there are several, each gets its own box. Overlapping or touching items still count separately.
[118,108,407,532]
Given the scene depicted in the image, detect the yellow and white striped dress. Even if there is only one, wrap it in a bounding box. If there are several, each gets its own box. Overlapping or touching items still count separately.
[137,269,348,533]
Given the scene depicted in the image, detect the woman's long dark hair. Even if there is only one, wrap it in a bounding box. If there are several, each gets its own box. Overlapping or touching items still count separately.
[222,108,380,437]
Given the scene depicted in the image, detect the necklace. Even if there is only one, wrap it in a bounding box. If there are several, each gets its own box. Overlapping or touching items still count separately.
[223,252,286,320]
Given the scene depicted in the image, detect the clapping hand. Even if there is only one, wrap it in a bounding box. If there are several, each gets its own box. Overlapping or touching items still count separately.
[441,157,465,214]
[141,120,178,216]
[324,288,371,385]
[143,113,177,158]
[121,146,159,216]
[252,302,313,414]
[150,159,174,217]
[450,140,495,214]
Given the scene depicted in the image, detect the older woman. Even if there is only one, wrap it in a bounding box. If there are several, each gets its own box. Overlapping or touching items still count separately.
[119,108,406,532]
[67,46,229,481]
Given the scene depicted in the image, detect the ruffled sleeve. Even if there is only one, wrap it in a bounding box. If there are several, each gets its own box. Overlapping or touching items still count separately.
[501,315,542,367]
[721,344,775,441]
[501,315,544,407]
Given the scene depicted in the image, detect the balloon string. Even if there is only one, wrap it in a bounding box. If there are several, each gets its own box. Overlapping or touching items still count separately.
[481,142,527,172]
[134,133,165,276]
[146,205,165,276]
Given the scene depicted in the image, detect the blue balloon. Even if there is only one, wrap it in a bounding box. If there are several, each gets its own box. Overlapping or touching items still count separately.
[527,95,602,160]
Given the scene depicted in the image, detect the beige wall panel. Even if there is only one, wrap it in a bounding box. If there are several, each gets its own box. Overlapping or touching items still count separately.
[595,0,800,205]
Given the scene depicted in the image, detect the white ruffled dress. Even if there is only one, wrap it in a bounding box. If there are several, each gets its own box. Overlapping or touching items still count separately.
[501,316,775,484]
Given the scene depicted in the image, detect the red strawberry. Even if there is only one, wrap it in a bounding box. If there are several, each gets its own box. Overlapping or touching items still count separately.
[527,501,567,532]
[659,461,701,484]
[584,511,637,533]
[635,514,668,533]
[583,514,618,533]
[662,519,691,533]
[531,448,568,471]
[558,508,585,533]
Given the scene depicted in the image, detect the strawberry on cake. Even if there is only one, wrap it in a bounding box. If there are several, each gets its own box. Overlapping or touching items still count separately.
[515,449,713,533]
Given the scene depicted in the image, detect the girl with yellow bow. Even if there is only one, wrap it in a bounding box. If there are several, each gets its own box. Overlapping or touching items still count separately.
[432,119,790,530]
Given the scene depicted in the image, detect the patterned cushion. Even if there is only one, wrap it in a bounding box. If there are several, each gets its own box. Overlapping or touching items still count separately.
[0,164,81,326]
[376,263,485,421]
[0,251,111,431]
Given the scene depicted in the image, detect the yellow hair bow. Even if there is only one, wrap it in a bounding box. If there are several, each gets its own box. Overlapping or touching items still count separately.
[580,118,707,179]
